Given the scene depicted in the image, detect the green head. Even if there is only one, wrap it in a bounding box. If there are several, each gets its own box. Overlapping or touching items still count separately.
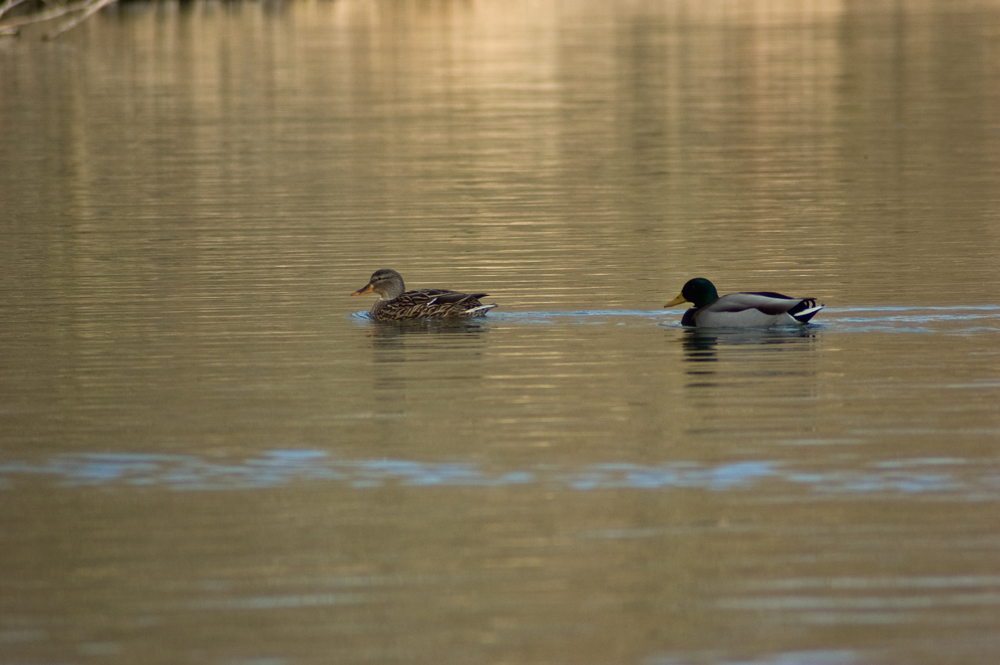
[665,277,719,309]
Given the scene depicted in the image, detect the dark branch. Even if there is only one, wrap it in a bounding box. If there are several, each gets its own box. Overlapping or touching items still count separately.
[0,0,120,38]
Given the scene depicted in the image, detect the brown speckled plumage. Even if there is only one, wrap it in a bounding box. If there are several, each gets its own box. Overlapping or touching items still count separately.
[352,269,497,322]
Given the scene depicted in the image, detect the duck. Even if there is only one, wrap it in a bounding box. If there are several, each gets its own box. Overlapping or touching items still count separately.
[665,277,823,327]
[352,268,497,322]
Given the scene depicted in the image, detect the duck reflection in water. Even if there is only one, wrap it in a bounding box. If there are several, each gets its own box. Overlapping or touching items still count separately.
[365,318,492,352]
[362,319,492,408]
[681,327,819,380]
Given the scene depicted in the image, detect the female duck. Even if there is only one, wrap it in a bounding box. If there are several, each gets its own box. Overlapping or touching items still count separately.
[665,277,823,327]
[352,269,497,322]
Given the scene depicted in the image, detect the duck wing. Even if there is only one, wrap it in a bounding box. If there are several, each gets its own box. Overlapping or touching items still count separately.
[689,292,823,326]
[710,292,810,315]
[404,289,488,306]
[742,293,823,322]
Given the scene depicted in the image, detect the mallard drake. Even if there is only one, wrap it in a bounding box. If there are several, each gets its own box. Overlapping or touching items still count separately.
[665,277,823,327]
[352,268,497,322]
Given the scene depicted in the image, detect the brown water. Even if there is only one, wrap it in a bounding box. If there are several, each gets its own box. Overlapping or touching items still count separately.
[2,1,1000,664]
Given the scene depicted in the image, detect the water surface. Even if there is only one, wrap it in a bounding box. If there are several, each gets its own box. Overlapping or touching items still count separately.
[1,1,999,664]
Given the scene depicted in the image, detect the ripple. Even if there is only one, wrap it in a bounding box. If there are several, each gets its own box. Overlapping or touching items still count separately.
[347,306,1000,334]
[1,451,998,498]
[644,649,862,665]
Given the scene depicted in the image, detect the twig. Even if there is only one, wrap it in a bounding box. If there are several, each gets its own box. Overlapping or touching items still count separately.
[0,0,29,21]
[0,0,89,29]
[44,0,118,39]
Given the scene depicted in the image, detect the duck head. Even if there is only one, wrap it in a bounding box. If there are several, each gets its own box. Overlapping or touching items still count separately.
[352,269,406,300]
[665,277,719,309]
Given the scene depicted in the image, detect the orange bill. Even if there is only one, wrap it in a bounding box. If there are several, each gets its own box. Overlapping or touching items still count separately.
[352,284,375,296]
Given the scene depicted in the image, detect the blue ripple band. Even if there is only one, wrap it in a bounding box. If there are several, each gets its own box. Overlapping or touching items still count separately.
[1,451,996,497]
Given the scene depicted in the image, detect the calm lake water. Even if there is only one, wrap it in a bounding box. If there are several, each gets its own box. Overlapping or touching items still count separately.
[2,1,1000,663]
